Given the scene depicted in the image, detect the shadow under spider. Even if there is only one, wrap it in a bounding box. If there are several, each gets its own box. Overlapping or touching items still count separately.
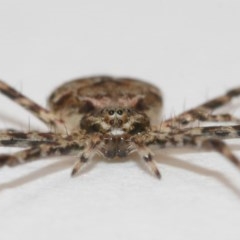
[0,150,239,199]
[0,157,98,191]
[134,149,240,198]
[156,152,240,198]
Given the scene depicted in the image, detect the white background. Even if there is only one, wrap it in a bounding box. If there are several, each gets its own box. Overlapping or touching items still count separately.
[0,1,240,240]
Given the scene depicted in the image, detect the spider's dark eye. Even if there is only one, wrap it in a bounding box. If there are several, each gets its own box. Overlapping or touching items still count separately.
[117,109,123,115]
[108,110,115,115]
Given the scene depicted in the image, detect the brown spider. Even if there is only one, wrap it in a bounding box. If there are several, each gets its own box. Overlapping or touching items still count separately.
[0,76,240,179]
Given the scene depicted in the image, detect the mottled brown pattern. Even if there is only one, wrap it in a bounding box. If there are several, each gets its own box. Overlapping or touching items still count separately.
[0,76,240,179]
[48,76,162,131]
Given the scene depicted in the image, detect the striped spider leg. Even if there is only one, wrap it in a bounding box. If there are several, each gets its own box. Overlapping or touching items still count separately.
[0,76,240,179]
[0,80,66,131]
[162,86,240,132]
[0,80,87,170]
[135,124,240,178]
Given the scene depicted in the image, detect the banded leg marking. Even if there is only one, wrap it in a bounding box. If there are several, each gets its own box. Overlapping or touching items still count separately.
[162,86,240,129]
[71,135,102,176]
[0,80,65,130]
[0,143,83,168]
[202,138,240,168]
[181,125,240,140]
[147,129,240,170]
[0,129,59,147]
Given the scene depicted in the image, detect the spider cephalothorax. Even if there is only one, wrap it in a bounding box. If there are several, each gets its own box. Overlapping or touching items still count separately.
[0,76,240,179]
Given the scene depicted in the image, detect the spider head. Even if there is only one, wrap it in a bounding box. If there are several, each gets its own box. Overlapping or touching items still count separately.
[80,107,150,135]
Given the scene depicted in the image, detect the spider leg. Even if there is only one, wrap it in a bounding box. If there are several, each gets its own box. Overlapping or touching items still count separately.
[71,134,102,176]
[0,129,59,147]
[144,127,240,171]
[130,135,162,178]
[137,146,161,178]
[0,80,65,131]
[162,86,240,130]
[71,151,93,176]
[177,135,240,168]
[0,142,83,168]
[174,125,240,168]
[201,138,240,168]
[180,125,240,140]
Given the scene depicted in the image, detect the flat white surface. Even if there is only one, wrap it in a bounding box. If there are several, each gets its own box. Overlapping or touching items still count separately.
[0,1,240,240]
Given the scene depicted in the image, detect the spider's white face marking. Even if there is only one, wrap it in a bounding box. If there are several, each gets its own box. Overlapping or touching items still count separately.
[110,129,125,136]
[0,75,240,179]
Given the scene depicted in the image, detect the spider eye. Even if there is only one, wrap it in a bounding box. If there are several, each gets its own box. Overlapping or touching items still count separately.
[108,110,115,115]
[117,109,123,115]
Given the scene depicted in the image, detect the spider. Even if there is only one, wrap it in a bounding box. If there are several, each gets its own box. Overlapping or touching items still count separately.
[0,76,240,179]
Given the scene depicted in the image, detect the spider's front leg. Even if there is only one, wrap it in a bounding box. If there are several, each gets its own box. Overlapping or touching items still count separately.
[0,129,59,148]
[72,133,162,178]
[0,130,88,170]
[131,134,163,178]
[0,80,65,131]
[0,141,84,168]
[71,133,103,176]
[178,125,240,168]
[146,127,240,174]
[200,138,240,167]
[134,144,161,178]
[162,86,240,130]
